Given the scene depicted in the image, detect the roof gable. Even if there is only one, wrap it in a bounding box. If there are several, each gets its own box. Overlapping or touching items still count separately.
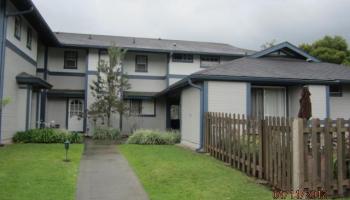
[250,42,320,62]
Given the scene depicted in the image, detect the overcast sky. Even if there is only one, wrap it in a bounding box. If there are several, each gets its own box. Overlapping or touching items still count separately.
[32,0,350,50]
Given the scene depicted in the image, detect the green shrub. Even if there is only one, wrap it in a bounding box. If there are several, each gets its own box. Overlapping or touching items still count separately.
[13,128,83,143]
[92,127,120,140]
[127,129,181,145]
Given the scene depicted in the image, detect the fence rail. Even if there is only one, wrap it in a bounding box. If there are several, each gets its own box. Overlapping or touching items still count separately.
[204,112,350,197]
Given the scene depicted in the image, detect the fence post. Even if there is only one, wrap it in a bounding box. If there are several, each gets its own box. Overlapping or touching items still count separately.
[292,118,304,190]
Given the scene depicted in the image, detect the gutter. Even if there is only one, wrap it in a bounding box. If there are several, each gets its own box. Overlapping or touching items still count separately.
[187,78,205,153]
[6,6,34,17]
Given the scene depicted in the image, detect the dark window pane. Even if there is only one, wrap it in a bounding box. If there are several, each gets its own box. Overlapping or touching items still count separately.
[135,55,148,72]
[14,16,21,40]
[64,51,78,69]
[26,27,32,49]
[330,85,342,97]
[172,54,193,63]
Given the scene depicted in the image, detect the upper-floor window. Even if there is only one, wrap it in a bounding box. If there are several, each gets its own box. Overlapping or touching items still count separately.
[99,50,108,64]
[14,16,21,40]
[330,85,342,97]
[26,27,32,50]
[135,55,148,72]
[172,54,193,63]
[64,51,78,69]
[200,55,220,67]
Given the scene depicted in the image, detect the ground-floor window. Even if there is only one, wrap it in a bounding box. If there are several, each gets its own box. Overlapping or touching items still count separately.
[129,99,156,117]
[251,87,286,118]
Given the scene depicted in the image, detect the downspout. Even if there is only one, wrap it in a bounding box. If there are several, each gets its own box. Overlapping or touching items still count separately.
[0,0,6,146]
[187,78,205,152]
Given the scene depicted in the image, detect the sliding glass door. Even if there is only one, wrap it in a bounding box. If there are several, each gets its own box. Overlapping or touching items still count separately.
[251,87,286,118]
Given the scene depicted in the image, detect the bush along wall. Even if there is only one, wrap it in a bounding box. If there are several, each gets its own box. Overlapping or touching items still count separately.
[127,129,181,145]
[92,127,120,140]
[13,128,83,143]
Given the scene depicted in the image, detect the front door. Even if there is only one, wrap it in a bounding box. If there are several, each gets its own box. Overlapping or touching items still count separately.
[68,98,84,132]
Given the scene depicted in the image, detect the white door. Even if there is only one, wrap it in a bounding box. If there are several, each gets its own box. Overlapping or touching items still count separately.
[68,99,84,132]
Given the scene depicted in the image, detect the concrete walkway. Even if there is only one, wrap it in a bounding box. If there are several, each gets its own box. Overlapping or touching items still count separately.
[76,139,149,200]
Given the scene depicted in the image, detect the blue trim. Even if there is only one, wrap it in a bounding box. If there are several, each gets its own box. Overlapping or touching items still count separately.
[87,70,98,75]
[246,83,251,116]
[25,86,32,131]
[167,74,188,79]
[250,41,320,62]
[0,0,6,143]
[199,83,204,150]
[83,49,89,132]
[201,81,208,150]
[127,75,166,80]
[203,81,208,113]
[5,40,37,66]
[40,46,48,124]
[37,69,86,77]
[166,53,170,87]
[326,85,330,118]
[65,98,68,129]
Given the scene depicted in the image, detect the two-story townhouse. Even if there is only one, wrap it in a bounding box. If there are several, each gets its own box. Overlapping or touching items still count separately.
[45,32,252,134]
[0,0,252,144]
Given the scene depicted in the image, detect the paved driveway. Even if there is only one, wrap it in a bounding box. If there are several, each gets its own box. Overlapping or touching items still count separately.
[76,139,148,200]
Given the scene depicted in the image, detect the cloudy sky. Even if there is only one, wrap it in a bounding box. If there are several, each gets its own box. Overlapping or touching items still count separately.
[32,0,350,50]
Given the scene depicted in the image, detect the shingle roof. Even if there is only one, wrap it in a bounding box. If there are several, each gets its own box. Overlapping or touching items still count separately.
[193,57,350,82]
[55,32,253,56]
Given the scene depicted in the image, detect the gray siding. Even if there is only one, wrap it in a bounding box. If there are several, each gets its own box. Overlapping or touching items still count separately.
[46,97,67,129]
[47,75,85,90]
[1,47,36,142]
[330,85,350,119]
[180,86,200,149]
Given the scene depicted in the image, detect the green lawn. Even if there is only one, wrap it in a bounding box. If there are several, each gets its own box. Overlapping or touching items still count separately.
[0,144,83,200]
[119,145,273,200]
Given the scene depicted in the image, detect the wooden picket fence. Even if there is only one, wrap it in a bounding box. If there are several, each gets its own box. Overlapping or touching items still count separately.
[204,112,293,190]
[297,118,350,197]
[204,112,350,197]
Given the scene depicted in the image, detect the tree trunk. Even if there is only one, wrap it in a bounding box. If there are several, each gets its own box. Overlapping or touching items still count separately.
[119,113,123,132]
[107,112,111,127]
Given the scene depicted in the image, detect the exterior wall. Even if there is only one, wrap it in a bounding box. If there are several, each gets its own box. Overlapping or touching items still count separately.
[308,85,328,119]
[330,85,350,119]
[47,47,86,73]
[128,79,166,92]
[207,81,248,114]
[169,55,201,75]
[46,97,67,129]
[1,46,36,142]
[124,52,167,76]
[288,86,303,118]
[180,86,201,149]
[47,75,85,90]
[6,2,38,61]
[123,98,166,133]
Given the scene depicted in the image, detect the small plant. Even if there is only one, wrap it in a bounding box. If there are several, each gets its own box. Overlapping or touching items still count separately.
[13,128,83,143]
[92,127,120,140]
[127,129,181,145]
